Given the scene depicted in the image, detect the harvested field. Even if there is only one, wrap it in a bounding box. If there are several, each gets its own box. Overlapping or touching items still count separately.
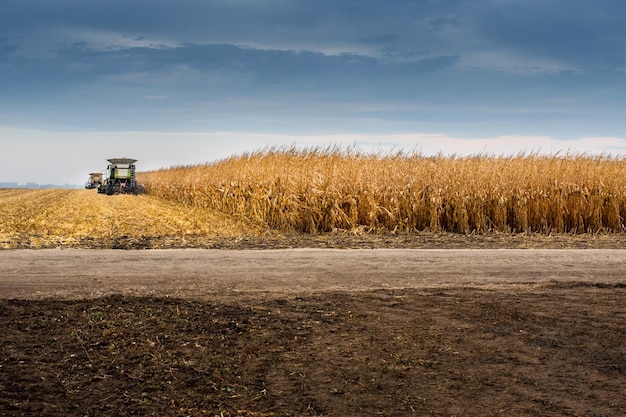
[0,189,263,249]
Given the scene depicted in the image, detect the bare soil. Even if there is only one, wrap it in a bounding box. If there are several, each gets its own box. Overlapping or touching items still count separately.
[1,244,625,416]
[12,229,626,250]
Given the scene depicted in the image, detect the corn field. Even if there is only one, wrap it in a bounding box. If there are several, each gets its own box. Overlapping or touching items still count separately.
[138,147,626,234]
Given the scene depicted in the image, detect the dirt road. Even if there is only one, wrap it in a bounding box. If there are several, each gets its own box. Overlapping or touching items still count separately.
[1,248,625,299]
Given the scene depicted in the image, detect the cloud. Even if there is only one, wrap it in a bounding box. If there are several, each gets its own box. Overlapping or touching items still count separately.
[0,38,17,61]
[1,39,463,114]
[457,49,576,74]
[2,0,620,67]
[3,0,624,80]
[58,30,181,52]
[0,1,625,146]
[474,0,626,70]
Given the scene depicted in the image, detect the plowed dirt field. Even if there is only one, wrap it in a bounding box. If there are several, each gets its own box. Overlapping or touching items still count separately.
[1,189,625,416]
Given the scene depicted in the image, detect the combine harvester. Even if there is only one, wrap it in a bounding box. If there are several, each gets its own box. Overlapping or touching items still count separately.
[85,172,103,189]
[97,158,145,195]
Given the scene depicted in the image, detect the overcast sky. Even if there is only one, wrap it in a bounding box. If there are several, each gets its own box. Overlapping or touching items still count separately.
[1,0,625,185]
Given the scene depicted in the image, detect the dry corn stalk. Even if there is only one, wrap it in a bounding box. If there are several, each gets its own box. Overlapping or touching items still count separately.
[137,148,626,234]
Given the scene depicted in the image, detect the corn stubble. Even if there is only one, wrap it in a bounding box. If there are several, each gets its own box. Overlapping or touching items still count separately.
[138,148,626,235]
[0,189,259,248]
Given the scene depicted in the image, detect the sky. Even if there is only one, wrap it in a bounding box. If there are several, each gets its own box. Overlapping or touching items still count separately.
[1,0,625,185]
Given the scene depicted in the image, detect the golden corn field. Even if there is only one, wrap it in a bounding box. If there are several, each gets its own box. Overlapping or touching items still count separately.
[3,148,626,249]
[138,147,626,235]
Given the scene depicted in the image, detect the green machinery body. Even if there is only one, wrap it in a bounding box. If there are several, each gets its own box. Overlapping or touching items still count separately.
[97,158,145,195]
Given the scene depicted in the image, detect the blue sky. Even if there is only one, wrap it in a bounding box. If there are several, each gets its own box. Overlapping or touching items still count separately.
[1,0,625,185]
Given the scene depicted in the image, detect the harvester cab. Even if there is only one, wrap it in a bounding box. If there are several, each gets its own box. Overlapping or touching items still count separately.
[97,158,145,195]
